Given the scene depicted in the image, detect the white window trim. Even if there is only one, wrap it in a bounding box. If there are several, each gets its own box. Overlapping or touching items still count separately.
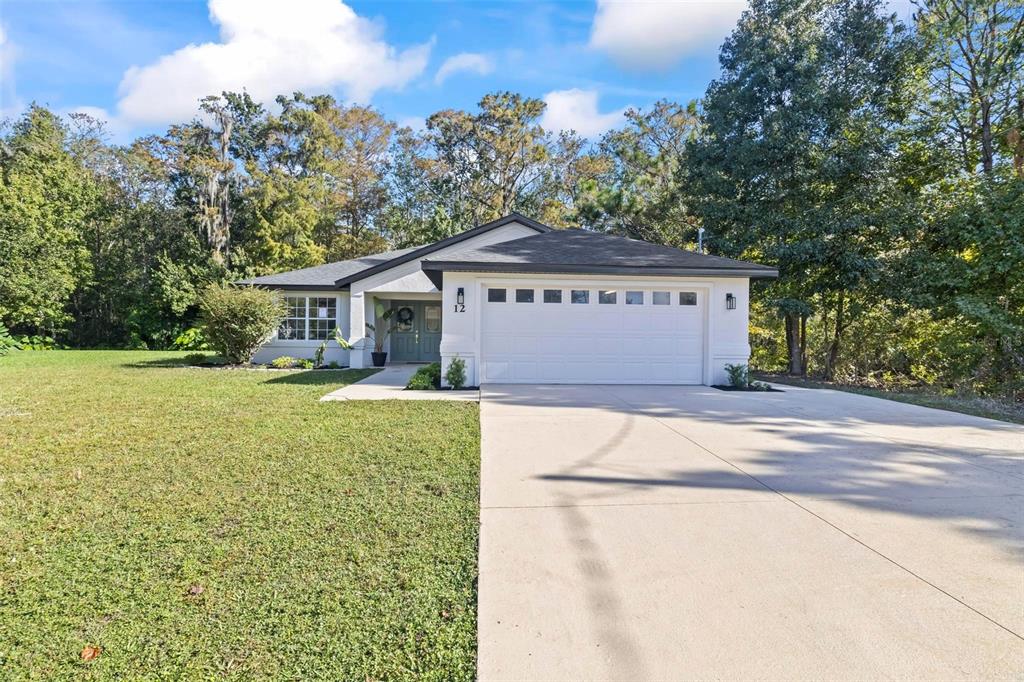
[278,295,339,343]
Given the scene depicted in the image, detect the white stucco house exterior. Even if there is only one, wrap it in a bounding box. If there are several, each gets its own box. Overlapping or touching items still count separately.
[240,214,777,386]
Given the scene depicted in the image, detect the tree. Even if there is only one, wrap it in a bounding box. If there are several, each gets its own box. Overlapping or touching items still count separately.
[579,100,699,246]
[915,0,1024,174]
[153,93,262,268]
[0,106,98,335]
[536,131,611,228]
[424,92,553,226]
[688,0,921,377]
[892,174,1024,392]
[241,94,395,271]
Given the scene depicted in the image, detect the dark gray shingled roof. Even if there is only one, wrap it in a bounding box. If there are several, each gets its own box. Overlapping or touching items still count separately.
[236,212,552,290]
[237,247,419,289]
[420,229,778,287]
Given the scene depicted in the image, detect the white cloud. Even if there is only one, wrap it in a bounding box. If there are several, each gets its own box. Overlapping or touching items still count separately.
[433,52,494,85]
[114,0,432,125]
[589,0,746,70]
[541,88,626,138]
[397,115,426,131]
[0,24,24,118]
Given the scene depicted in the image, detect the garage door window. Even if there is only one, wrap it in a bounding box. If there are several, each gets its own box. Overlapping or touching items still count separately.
[679,292,697,306]
[599,290,617,304]
[543,289,562,303]
[515,289,535,303]
[653,291,671,305]
[488,288,507,303]
[571,290,590,304]
[626,291,644,305]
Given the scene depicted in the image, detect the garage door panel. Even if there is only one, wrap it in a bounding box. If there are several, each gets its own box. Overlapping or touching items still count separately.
[481,286,705,384]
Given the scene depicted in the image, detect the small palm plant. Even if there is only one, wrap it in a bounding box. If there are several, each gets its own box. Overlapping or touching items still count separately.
[365,306,397,353]
[724,363,750,388]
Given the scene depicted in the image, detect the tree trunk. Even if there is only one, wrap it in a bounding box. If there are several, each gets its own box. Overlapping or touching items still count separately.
[785,311,804,376]
[1012,93,1024,178]
[980,98,994,174]
[824,293,846,381]
[800,313,808,376]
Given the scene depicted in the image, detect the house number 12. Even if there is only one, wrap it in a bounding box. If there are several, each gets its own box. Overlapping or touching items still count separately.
[453,303,466,313]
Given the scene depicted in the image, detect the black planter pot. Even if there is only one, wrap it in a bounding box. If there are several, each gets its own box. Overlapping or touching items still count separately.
[371,351,388,367]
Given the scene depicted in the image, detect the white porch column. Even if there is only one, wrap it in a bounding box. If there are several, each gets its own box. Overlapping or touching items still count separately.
[349,290,368,368]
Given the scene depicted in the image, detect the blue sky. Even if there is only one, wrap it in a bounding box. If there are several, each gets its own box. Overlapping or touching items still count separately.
[0,0,910,141]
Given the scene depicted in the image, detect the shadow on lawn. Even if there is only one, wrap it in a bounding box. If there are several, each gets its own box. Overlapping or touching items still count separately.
[264,368,377,386]
[122,357,197,368]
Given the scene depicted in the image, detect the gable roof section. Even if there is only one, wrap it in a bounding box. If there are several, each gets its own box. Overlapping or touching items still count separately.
[331,212,551,287]
[236,212,551,290]
[237,247,419,290]
[420,229,778,286]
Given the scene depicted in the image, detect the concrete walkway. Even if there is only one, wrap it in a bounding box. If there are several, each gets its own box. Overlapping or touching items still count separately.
[478,383,1024,680]
[320,365,478,401]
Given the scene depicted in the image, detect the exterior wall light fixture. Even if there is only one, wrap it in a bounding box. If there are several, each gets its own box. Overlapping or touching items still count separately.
[726,293,736,310]
[456,287,465,305]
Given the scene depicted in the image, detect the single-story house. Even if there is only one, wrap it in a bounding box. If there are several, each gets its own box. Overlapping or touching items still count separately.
[240,213,778,386]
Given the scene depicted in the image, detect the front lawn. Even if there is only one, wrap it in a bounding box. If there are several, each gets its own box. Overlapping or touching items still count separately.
[0,351,480,680]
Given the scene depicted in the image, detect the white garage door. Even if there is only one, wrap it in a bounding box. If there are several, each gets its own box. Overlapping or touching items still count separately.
[480,285,704,384]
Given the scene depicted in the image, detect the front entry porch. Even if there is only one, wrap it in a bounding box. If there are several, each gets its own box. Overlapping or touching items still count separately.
[348,291,442,369]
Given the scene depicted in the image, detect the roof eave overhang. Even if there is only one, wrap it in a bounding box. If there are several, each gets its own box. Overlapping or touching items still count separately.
[234,282,349,291]
[421,261,779,287]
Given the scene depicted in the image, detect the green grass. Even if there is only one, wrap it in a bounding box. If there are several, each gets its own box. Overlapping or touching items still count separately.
[756,373,1023,425]
[0,351,481,680]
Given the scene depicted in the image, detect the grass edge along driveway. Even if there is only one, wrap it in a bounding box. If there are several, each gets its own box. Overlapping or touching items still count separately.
[0,351,480,680]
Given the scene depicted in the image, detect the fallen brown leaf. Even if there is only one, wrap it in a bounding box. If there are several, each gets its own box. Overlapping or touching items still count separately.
[80,645,101,661]
[187,584,205,596]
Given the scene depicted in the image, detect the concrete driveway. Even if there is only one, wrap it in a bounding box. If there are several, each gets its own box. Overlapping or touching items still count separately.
[478,383,1024,680]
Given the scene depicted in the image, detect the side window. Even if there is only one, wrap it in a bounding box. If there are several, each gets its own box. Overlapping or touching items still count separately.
[543,289,562,303]
[279,296,307,340]
[625,291,644,305]
[515,289,535,303]
[308,297,338,340]
[599,290,617,304]
[679,292,698,306]
[488,288,507,303]
[653,291,671,305]
[571,289,590,304]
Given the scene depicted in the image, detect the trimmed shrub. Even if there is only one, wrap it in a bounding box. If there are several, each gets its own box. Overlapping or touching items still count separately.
[407,362,441,390]
[198,285,284,364]
[445,356,467,390]
[298,358,314,369]
[271,356,296,369]
[327,361,341,369]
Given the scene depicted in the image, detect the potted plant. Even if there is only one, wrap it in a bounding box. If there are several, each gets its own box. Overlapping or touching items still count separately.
[367,305,397,367]
[333,303,397,367]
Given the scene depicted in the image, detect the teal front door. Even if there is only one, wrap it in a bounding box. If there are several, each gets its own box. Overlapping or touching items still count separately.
[389,301,442,363]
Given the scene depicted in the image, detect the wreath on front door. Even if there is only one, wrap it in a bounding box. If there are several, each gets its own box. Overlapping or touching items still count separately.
[397,306,415,326]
